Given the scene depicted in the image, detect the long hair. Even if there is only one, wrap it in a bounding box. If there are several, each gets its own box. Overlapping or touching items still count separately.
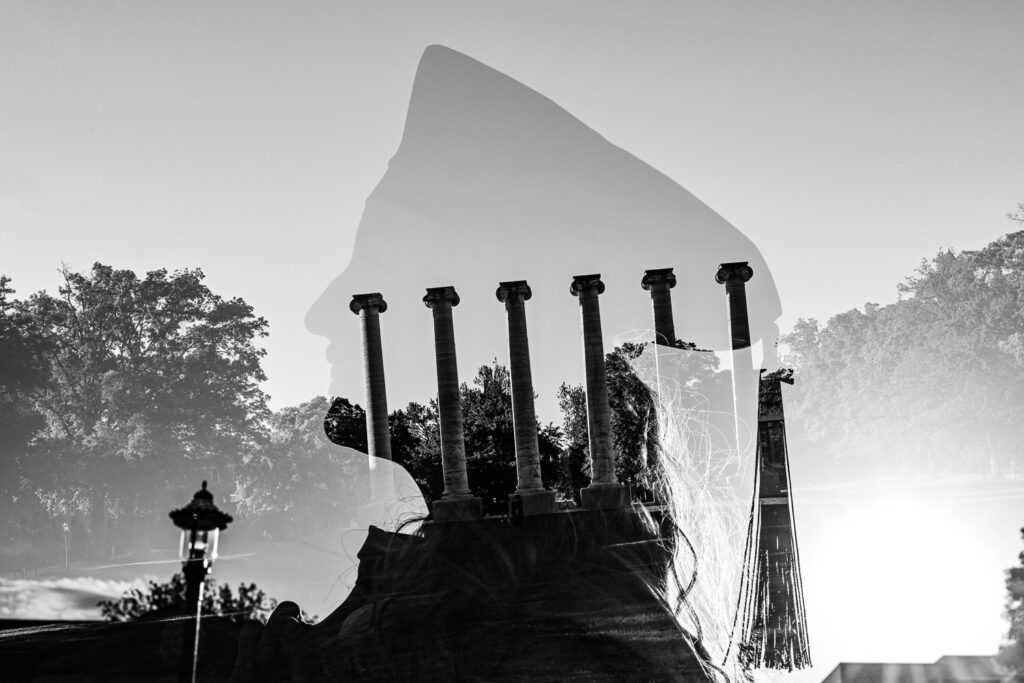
[313,504,717,681]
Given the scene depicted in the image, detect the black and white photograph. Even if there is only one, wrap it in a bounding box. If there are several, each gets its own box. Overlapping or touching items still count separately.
[2,2,1023,681]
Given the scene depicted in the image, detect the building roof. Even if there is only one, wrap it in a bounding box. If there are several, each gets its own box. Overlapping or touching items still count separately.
[822,655,1005,683]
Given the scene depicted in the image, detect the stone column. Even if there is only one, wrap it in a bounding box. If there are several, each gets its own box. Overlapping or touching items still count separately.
[641,268,677,346]
[423,286,481,522]
[571,274,628,509]
[349,293,394,502]
[497,280,557,516]
[715,262,757,462]
[715,262,754,351]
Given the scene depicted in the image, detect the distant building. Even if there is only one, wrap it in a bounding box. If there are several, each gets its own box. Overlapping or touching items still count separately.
[822,655,1005,683]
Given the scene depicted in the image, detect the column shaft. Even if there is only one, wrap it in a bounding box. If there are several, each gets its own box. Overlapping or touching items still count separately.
[350,293,394,504]
[424,287,471,498]
[641,268,677,346]
[571,275,617,486]
[715,262,757,461]
[716,262,753,350]
[360,309,392,462]
[497,282,543,492]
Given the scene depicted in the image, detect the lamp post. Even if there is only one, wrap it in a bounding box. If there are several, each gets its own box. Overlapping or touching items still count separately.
[169,481,232,683]
[62,520,69,569]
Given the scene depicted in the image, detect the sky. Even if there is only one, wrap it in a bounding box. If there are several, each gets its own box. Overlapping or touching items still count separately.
[4,1,1023,416]
[3,2,1024,677]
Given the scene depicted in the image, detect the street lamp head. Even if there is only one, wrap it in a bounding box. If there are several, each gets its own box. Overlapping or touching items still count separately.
[170,481,232,564]
[169,480,233,532]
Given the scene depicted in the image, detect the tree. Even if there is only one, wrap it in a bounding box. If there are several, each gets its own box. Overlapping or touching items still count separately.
[606,342,659,489]
[558,342,719,499]
[0,277,47,457]
[1010,203,1024,226]
[390,401,443,500]
[782,227,1024,480]
[234,396,367,536]
[0,277,53,563]
[5,263,269,558]
[556,381,590,500]
[998,528,1024,680]
[460,362,518,512]
[323,396,368,453]
[98,573,282,623]
[398,362,562,514]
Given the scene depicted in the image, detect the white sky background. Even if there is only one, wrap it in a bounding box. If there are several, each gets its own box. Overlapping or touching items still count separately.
[4,1,1023,417]
[3,2,1024,678]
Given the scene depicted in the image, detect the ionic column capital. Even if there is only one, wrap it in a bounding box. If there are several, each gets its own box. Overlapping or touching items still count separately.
[423,286,460,309]
[715,262,754,286]
[570,274,605,297]
[350,292,388,315]
[496,280,532,304]
[641,268,677,291]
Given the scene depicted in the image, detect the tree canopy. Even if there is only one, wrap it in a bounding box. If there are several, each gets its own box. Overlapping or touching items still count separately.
[2,262,725,568]
[1,264,269,560]
[782,229,1024,479]
[557,341,722,499]
[998,527,1024,680]
[98,572,282,623]
[233,396,368,537]
[397,361,562,514]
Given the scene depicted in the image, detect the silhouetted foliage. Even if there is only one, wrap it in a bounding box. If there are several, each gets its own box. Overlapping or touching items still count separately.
[557,343,665,498]
[606,342,658,489]
[98,572,280,623]
[556,382,590,501]
[386,404,421,469]
[391,401,443,500]
[461,362,518,513]
[398,362,562,514]
[323,396,368,451]
[0,277,55,566]
[998,528,1024,681]
[234,396,366,535]
[0,277,47,454]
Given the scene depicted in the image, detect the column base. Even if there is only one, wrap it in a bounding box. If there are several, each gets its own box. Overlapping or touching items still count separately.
[432,496,483,523]
[580,483,629,510]
[508,490,558,517]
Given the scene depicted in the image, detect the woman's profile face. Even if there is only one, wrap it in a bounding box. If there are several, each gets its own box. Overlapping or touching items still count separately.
[299,47,780,678]
[306,45,781,426]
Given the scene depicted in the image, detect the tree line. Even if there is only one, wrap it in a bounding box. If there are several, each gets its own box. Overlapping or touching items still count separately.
[1,265,272,567]
[7,221,1024,570]
[782,223,1024,481]
[0,263,659,569]
[227,351,664,524]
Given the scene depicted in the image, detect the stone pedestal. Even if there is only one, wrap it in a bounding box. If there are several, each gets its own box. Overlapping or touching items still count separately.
[508,489,558,517]
[432,496,484,523]
[580,483,630,510]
